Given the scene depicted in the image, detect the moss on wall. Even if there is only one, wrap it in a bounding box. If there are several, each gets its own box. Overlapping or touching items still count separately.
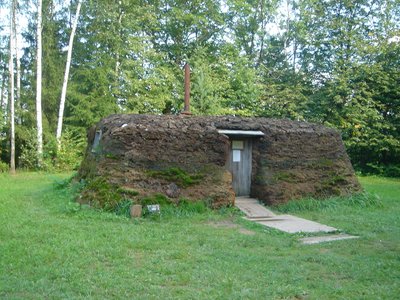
[146,167,204,188]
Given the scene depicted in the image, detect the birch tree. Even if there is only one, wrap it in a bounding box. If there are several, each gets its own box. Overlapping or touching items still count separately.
[36,0,43,165]
[56,0,82,148]
[0,63,6,114]
[9,0,16,174]
[13,0,20,112]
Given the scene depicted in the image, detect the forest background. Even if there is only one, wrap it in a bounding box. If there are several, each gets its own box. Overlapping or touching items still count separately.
[0,0,399,176]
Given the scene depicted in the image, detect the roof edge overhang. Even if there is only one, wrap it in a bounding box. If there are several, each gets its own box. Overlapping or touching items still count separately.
[217,129,265,137]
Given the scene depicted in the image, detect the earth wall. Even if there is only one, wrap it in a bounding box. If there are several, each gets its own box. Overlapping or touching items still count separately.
[78,114,361,208]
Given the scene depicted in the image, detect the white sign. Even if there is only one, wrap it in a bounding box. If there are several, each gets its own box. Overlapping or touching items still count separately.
[233,150,241,162]
[147,205,160,213]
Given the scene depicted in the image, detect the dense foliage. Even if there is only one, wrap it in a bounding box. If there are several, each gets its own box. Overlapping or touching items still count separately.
[0,0,399,174]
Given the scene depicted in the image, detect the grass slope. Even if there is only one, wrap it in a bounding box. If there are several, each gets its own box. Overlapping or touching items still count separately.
[0,174,399,299]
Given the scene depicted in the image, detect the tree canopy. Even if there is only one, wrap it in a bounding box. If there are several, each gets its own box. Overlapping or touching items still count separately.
[0,0,399,175]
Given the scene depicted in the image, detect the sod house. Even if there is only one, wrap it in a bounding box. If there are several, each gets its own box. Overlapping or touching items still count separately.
[77,114,361,209]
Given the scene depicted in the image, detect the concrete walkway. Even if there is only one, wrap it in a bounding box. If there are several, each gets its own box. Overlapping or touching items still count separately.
[235,197,276,218]
[235,197,359,244]
[254,214,338,233]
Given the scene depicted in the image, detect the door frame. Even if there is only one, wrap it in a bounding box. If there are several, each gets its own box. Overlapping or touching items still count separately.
[228,138,252,196]
[217,130,265,196]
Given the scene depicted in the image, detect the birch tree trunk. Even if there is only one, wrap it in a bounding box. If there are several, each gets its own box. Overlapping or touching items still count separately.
[13,3,21,115]
[36,0,43,165]
[115,0,123,76]
[0,69,6,113]
[56,0,82,148]
[9,0,16,174]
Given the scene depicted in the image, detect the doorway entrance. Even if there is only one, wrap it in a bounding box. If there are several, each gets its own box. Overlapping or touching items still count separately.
[227,139,252,196]
[218,129,264,197]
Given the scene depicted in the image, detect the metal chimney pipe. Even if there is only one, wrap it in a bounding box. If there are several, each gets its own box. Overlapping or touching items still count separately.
[182,62,191,115]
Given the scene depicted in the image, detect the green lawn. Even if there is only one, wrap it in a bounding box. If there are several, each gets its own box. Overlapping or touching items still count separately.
[0,174,399,299]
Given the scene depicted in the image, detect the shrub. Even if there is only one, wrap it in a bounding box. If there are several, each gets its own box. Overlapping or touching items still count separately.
[18,129,56,171]
[55,130,86,171]
[19,130,40,170]
[355,162,400,178]
[383,165,400,178]
[19,128,86,171]
[0,161,9,173]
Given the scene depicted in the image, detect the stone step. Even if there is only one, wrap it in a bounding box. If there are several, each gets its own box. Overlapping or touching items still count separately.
[245,216,279,220]
[236,200,259,204]
[245,216,286,221]
[235,198,276,218]
[299,234,359,244]
[235,197,259,204]
[244,217,283,222]
[256,215,337,233]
